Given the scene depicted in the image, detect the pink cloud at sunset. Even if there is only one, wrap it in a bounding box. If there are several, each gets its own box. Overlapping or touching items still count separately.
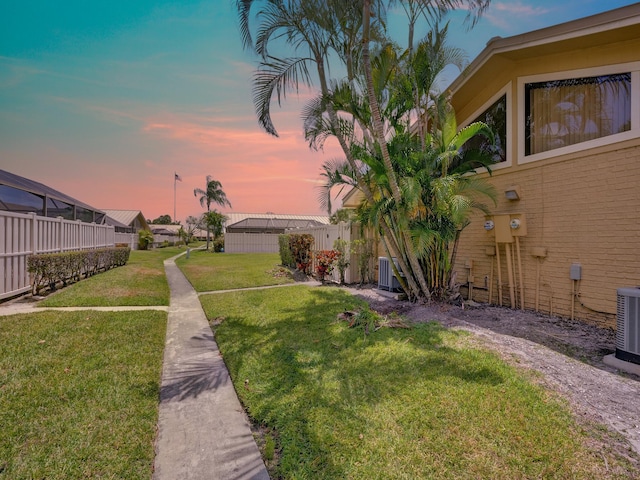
[2,0,636,225]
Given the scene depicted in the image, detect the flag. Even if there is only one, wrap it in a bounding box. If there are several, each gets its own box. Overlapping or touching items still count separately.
[175,173,182,182]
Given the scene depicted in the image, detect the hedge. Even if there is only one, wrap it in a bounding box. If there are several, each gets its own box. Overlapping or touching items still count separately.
[27,247,131,295]
[278,234,295,268]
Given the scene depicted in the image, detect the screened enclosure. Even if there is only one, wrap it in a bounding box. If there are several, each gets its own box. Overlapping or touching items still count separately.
[0,169,106,223]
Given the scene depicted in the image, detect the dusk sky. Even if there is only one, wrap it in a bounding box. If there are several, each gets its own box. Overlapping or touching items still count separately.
[1,1,637,223]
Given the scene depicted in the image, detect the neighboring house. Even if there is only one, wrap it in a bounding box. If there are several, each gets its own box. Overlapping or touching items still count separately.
[446,4,640,327]
[0,169,106,223]
[224,213,330,253]
[150,223,208,240]
[103,210,150,233]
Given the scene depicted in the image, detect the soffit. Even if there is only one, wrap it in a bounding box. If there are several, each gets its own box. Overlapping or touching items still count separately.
[450,4,640,95]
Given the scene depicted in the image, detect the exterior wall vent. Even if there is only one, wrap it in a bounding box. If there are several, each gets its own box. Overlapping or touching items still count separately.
[616,287,640,365]
[378,257,403,292]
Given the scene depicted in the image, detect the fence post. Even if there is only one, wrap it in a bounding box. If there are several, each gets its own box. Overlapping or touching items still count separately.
[57,216,64,252]
[30,212,37,255]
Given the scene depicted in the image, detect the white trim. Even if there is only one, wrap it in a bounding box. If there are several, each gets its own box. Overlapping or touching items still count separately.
[460,82,512,171]
[518,62,640,165]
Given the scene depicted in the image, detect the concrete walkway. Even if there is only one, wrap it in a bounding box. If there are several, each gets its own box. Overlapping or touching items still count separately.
[0,253,271,479]
[152,254,270,480]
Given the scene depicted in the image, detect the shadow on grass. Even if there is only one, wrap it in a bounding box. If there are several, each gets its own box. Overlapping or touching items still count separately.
[211,286,507,478]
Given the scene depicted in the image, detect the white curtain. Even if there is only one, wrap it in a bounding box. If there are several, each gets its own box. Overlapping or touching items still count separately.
[528,74,631,155]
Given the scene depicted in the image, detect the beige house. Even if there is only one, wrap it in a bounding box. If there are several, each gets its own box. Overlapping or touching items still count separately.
[448,4,640,327]
[342,5,640,327]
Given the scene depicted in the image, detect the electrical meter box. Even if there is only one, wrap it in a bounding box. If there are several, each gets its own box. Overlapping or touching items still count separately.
[509,213,527,237]
[493,214,513,243]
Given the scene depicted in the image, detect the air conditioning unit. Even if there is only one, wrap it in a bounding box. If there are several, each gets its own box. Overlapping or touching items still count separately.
[615,287,640,365]
[378,257,403,292]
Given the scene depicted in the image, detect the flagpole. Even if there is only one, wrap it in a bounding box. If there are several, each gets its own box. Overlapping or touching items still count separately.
[173,172,177,222]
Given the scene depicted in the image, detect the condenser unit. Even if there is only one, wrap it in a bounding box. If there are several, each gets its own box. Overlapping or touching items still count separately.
[378,257,403,292]
[615,287,640,365]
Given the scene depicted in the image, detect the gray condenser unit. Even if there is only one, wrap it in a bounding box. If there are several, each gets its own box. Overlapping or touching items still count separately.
[616,287,640,365]
[378,257,403,292]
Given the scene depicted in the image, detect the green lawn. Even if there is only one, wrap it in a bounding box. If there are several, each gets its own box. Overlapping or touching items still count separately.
[201,285,637,479]
[38,247,185,307]
[0,310,167,479]
[176,251,294,292]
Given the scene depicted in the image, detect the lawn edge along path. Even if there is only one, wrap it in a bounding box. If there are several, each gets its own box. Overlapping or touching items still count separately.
[152,252,269,480]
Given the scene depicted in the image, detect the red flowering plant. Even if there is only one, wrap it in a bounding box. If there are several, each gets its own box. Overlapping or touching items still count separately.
[315,249,341,282]
[289,234,314,274]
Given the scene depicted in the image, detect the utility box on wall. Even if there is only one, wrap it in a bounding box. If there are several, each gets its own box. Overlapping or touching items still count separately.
[486,213,527,243]
[509,213,527,237]
[492,214,513,243]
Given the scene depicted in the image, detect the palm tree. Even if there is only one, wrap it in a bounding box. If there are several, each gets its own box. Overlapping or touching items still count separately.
[193,176,231,250]
[202,210,228,250]
[236,0,492,301]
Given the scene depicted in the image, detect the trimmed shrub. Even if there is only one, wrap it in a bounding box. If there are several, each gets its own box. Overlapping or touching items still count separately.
[213,236,224,252]
[278,234,294,268]
[27,247,131,295]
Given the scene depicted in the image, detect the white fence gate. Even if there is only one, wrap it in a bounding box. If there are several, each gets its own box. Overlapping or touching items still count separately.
[0,211,116,299]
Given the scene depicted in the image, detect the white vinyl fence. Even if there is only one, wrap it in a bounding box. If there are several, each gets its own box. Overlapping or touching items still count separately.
[223,223,380,284]
[291,223,353,283]
[112,232,182,250]
[224,233,280,253]
[115,232,138,249]
[0,211,116,299]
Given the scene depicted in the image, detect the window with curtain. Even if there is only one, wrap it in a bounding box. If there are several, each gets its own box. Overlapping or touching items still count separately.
[525,73,631,156]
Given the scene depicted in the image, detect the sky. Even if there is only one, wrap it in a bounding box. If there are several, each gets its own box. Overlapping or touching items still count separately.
[1,0,638,223]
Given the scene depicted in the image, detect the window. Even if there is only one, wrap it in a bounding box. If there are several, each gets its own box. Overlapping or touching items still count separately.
[0,185,44,214]
[463,94,507,164]
[525,73,631,156]
[46,198,73,220]
[76,207,94,223]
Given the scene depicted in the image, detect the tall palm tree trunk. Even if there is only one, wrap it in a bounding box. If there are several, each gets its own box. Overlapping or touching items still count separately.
[314,52,423,300]
[361,0,431,301]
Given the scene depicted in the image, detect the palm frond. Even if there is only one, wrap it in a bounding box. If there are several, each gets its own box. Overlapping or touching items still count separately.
[252,56,314,136]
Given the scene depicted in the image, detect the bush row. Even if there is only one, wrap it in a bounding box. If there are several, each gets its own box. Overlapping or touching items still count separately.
[27,247,131,295]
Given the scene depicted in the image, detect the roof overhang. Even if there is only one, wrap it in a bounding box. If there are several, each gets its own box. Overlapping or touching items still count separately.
[448,3,640,95]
